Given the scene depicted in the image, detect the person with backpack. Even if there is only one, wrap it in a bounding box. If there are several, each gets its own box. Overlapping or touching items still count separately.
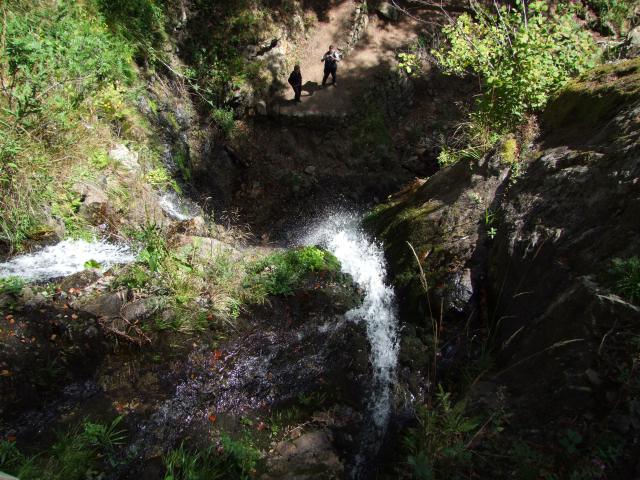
[321,45,340,87]
[288,64,303,103]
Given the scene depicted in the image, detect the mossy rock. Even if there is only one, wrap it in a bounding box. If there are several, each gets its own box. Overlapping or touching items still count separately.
[543,57,640,135]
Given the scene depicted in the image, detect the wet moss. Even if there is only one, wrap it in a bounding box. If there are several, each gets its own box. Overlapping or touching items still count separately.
[365,200,448,322]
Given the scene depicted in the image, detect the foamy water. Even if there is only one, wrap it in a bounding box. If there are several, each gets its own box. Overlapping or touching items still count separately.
[0,239,135,281]
[159,191,202,221]
[302,213,399,429]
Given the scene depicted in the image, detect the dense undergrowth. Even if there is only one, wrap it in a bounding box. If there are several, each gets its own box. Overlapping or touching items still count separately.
[112,225,341,333]
[0,0,172,252]
[433,0,600,168]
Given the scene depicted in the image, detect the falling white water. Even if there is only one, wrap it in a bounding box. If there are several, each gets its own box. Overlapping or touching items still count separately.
[302,213,399,428]
[0,239,135,282]
[159,191,202,221]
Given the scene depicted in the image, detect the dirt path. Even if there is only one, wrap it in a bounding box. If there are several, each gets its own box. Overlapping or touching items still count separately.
[274,1,424,117]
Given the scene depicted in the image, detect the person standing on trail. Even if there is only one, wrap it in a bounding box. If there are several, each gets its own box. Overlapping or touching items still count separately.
[321,45,340,87]
[288,64,303,103]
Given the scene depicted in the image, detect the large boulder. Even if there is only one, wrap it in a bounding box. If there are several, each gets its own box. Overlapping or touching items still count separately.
[485,59,640,426]
[365,150,510,324]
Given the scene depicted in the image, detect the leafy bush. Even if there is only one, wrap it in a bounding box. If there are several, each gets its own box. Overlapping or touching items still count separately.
[2,1,134,124]
[245,246,340,296]
[212,108,236,136]
[434,0,598,130]
[0,276,25,296]
[610,256,640,304]
[94,0,167,59]
[144,166,179,191]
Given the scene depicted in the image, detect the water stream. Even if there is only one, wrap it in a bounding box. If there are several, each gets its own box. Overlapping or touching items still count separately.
[0,239,135,281]
[301,212,399,475]
[158,191,202,221]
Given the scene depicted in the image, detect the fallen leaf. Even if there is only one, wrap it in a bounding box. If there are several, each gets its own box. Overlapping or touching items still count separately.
[71,314,79,320]
[208,414,217,424]
[256,421,266,431]
[50,334,57,341]
[0,370,11,377]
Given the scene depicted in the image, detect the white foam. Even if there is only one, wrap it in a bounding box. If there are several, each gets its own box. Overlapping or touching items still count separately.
[301,212,399,428]
[0,239,135,281]
[159,191,201,221]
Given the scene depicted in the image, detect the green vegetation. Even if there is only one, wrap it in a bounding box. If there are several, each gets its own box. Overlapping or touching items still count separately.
[144,166,180,192]
[111,228,340,332]
[435,1,598,130]
[212,108,237,136]
[245,246,341,296]
[95,0,167,59]
[0,0,147,251]
[352,104,392,156]
[0,417,126,480]
[610,256,640,304]
[163,434,260,480]
[0,276,25,296]
[432,0,599,169]
[405,387,481,479]
[586,0,635,35]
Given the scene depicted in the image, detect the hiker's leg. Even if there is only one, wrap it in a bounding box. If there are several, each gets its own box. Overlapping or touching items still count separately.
[294,85,301,101]
[322,70,329,85]
[331,68,337,84]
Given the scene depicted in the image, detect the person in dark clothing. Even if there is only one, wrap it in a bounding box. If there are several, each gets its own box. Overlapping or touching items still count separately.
[288,65,302,103]
[321,45,340,86]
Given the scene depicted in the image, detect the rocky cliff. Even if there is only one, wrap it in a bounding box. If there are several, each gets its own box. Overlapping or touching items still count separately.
[370,57,640,476]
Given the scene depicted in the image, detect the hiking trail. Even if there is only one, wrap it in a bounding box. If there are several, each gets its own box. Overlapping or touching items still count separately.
[274,0,424,118]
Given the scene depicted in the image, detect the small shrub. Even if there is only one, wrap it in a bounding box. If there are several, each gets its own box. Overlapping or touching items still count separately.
[610,256,640,303]
[84,259,102,270]
[587,0,635,35]
[434,1,598,130]
[212,108,236,136]
[95,0,167,59]
[0,276,25,296]
[144,166,178,191]
[89,150,112,170]
[245,246,340,297]
[404,387,480,480]
[397,52,421,76]
[500,135,519,165]
[163,435,260,480]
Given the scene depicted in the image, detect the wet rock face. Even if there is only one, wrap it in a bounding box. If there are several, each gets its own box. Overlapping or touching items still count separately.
[0,299,108,428]
[121,274,369,476]
[366,152,510,325]
[486,60,640,425]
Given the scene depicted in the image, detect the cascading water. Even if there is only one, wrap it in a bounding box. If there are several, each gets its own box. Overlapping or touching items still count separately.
[0,239,135,281]
[158,191,202,221]
[301,212,399,475]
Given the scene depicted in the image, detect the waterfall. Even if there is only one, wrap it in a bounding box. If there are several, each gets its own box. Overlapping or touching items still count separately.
[158,191,202,221]
[302,212,399,452]
[0,239,135,282]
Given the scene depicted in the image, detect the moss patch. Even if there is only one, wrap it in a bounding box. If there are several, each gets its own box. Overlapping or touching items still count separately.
[543,57,640,133]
